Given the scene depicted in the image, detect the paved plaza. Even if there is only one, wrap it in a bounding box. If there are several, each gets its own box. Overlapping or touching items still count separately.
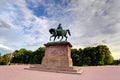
[0,65,120,80]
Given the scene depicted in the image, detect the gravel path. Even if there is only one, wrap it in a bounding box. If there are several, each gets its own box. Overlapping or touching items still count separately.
[0,65,120,80]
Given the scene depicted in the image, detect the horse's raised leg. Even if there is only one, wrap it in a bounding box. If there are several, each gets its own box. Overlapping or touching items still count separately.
[54,36,56,42]
[50,36,52,41]
[65,35,67,41]
[60,36,63,41]
[50,35,54,41]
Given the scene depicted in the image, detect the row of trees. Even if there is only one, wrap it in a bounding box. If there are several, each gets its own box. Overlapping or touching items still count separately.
[0,47,45,65]
[11,47,45,64]
[0,45,117,66]
[71,45,114,66]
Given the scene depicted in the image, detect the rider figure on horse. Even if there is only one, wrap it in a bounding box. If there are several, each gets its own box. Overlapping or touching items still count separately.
[57,24,63,39]
[57,24,63,30]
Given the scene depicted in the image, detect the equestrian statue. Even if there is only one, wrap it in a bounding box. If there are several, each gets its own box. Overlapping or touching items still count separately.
[49,24,71,42]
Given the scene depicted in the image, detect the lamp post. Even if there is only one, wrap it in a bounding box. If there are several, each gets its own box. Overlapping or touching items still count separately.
[8,53,14,65]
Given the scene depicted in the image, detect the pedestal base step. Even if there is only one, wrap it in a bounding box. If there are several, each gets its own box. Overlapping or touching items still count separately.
[25,64,83,74]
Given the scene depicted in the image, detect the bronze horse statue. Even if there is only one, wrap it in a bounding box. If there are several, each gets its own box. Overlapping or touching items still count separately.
[49,28,71,41]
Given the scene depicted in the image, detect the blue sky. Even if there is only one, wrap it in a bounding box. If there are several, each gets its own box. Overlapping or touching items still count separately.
[0,0,120,59]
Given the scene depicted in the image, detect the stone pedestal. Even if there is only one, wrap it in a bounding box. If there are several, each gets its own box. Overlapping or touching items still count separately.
[27,42,83,74]
[42,42,73,68]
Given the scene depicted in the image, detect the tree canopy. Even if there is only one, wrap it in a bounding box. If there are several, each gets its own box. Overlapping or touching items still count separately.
[11,47,44,64]
[0,45,115,66]
[71,45,114,66]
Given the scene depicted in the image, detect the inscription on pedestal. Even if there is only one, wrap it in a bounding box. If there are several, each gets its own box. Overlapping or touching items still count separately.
[46,46,67,56]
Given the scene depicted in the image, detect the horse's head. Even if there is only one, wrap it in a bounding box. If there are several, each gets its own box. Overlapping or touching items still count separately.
[49,28,56,34]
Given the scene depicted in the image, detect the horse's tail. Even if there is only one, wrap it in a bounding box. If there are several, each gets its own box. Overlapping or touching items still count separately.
[66,29,71,36]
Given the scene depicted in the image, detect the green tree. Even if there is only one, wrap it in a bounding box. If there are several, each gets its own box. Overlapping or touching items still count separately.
[12,49,25,63]
[12,47,45,64]
[113,59,120,65]
[21,50,33,63]
[82,47,93,66]
[71,48,79,66]
[0,53,3,65]
[78,48,83,66]
[77,45,113,66]
[12,50,19,63]
[31,47,45,64]
[96,46,105,65]
[96,45,113,65]
[12,48,33,64]
[71,48,83,66]
[2,53,11,65]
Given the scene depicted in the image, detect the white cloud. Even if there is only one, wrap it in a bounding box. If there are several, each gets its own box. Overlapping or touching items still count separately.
[0,44,13,50]
[0,19,11,28]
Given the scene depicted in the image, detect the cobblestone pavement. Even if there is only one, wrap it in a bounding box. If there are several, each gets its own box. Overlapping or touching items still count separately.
[0,65,120,80]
